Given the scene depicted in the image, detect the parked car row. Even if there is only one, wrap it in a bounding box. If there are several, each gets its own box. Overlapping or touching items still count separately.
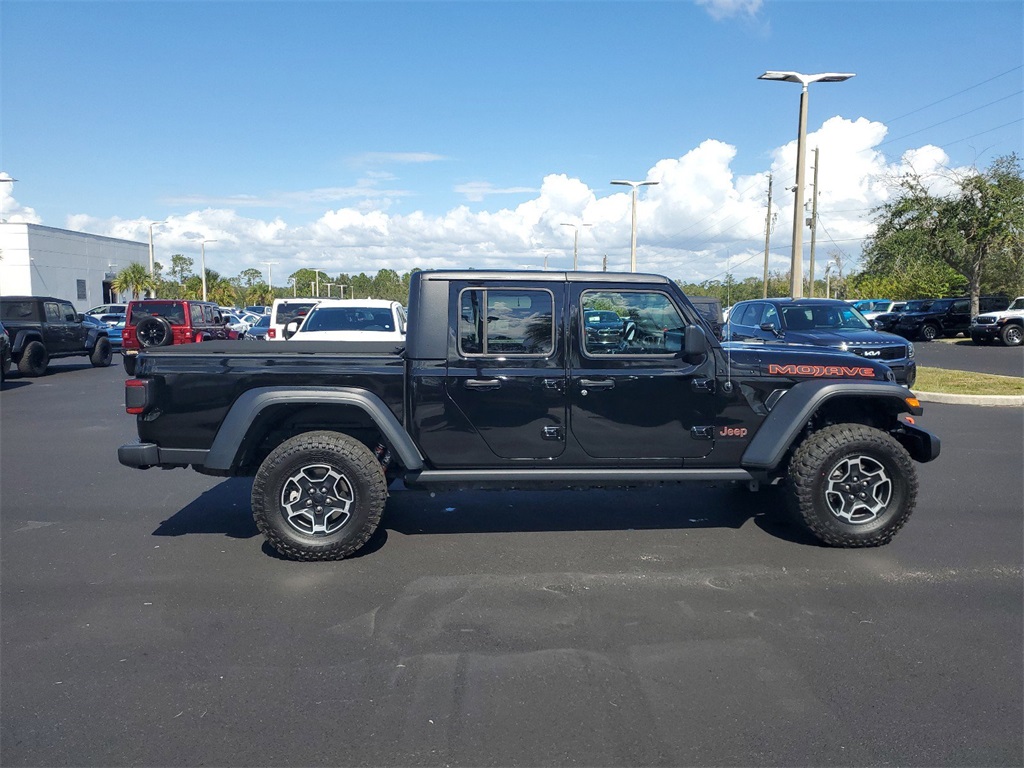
[726,298,917,387]
[863,295,1019,346]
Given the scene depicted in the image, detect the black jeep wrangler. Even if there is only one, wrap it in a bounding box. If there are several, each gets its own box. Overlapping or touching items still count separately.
[0,296,113,377]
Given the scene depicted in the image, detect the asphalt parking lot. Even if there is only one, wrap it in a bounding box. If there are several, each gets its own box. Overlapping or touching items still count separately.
[1,355,1021,767]
[913,336,1024,378]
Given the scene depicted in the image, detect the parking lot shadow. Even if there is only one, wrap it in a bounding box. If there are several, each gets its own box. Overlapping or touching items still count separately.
[382,483,817,546]
[151,478,818,548]
[152,477,259,539]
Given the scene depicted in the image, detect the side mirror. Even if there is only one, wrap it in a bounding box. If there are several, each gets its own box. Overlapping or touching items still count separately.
[683,323,708,362]
[283,320,301,340]
[759,322,781,337]
[76,313,85,322]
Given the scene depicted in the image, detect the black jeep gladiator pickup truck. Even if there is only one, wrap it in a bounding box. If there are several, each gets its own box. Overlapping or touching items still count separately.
[119,270,940,560]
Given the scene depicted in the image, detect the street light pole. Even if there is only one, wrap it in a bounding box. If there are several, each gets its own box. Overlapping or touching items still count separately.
[560,222,592,271]
[610,180,659,272]
[0,177,18,223]
[261,261,278,294]
[200,239,218,301]
[323,282,337,298]
[758,70,854,297]
[288,277,297,297]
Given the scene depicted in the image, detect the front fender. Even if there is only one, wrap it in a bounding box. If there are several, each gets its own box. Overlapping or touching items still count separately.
[741,380,924,471]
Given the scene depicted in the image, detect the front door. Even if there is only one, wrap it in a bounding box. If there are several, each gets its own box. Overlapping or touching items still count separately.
[569,286,717,461]
[444,284,567,460]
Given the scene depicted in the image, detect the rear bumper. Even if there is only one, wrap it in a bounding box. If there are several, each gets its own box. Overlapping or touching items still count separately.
[118,442,207,469]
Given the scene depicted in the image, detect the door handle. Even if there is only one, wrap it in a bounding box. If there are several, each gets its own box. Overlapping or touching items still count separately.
[464,378,501,391]
[578,379,615,390]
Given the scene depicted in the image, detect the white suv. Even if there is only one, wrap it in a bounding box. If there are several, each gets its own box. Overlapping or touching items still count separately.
[283,299,407,342]
[970,296,1024,347]
[266,298,319,341]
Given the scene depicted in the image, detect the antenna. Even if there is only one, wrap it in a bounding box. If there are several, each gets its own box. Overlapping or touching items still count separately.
[724,252,733,393]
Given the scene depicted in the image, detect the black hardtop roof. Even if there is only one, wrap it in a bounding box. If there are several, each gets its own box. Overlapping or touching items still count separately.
[127,298,218,306]
[0,295,73,303]
[736,297,851,306]
[415,269,674,285]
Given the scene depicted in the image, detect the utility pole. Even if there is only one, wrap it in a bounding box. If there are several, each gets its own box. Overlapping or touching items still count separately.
[762,174,773,298]
[602,255,607,272]
[807,147,821,298]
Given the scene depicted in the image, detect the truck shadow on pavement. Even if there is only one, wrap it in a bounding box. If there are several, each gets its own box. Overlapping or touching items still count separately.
[151,478,819,551]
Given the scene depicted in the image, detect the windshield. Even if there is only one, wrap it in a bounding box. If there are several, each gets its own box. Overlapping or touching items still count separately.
[903,300,934,313]
[1007,298,1024,311]
[782,305,872,331]
[300,306,397,332]
[128,302,185,325]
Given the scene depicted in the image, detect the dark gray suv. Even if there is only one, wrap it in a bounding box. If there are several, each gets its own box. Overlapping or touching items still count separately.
[725,298,916,387]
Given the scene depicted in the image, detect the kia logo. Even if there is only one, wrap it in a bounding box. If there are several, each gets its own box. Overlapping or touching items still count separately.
[863,349,881,357]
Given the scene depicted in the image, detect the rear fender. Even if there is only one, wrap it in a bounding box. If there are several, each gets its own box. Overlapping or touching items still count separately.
[205,386,425,473]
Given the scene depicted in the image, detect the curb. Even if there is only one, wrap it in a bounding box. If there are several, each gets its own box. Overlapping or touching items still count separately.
[913,390,1024,407]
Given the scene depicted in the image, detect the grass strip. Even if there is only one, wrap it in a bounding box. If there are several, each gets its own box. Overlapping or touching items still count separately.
[915,366,1024,396]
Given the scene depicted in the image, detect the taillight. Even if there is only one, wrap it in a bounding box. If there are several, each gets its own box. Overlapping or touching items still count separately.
[268,328,276,338]
[125,378,152,414]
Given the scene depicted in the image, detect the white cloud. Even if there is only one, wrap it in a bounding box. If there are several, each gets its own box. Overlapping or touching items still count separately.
[0,177,42,224]
[696,0,763,20]
[349,152,448,165]
[37,117,978,284]
[454,181,538,202]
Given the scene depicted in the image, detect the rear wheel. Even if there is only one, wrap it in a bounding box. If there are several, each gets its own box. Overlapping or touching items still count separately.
[1000,324,1023,347]
[89,337,113,367]
[122,354,137,375]
[251,431,388,561]
[787,424,917,547]
[17,341,49,377]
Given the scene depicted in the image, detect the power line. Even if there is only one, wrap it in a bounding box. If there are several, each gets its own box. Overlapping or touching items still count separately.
[882,65,1022,124]
[878,90,1023,147]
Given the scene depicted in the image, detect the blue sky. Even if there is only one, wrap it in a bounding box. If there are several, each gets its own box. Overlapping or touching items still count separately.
[2,0,1021,284]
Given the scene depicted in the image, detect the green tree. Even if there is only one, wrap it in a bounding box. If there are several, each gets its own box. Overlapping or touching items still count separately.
[238,268,264,288]
[863,154,1024,315]
[112,262,156,299]
[169,254,194,285]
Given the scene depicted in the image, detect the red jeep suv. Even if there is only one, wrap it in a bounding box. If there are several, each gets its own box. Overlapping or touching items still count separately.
[122,299,241,374]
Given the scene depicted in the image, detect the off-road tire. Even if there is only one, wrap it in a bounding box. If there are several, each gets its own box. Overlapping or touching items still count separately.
[919,324,939,342]
[788,423,917,548]
[251,431,388,561]
[122,355,137,375]
[17,340,49,377]
[89,337,113,367]
[1000,324,1023,347]
[136,316,173,348]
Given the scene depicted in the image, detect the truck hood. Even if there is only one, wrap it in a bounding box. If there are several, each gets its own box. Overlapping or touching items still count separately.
[720,341,893,381]
[780,328,904,346]
[976,308,1024,321]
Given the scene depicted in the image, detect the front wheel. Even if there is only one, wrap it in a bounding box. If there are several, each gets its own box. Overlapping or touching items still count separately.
[919,324,939,341]
[1000,324,1023,347]
[90,337,113,367]
[251,431,388,561]
[787,424,917,547]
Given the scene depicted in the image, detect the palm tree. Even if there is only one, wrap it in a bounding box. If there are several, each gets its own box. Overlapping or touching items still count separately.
[112,262,156,299]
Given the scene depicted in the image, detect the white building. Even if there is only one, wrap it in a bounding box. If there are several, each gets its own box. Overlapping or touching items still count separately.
[0,223,147,308]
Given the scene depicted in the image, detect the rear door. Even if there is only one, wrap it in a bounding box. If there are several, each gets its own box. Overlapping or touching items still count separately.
[444,283,567,460]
